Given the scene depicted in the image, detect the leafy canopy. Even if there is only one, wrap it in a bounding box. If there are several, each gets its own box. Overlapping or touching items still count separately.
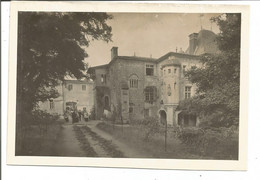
[178,14,241,127]
[17,12,112,112]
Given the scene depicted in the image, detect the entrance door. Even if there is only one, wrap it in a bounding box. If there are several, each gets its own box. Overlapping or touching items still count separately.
[159,110,167,125]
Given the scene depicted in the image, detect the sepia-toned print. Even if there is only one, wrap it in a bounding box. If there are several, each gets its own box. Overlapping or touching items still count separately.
[7,2,249,170]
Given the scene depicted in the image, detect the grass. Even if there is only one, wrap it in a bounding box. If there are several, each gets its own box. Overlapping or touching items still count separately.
[97,122,203,159]
[97,121,238,160]
[16,120,63,156]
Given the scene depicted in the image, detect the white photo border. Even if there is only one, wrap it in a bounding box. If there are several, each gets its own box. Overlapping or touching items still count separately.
[7,1,250,170]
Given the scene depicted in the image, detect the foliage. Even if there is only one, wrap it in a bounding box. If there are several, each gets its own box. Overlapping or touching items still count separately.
[178,13,241,127]
[16,12,112,151]
[174,126,238,159]
[131,117,161,141]
[15,109,61,155]
[17,12,112,113]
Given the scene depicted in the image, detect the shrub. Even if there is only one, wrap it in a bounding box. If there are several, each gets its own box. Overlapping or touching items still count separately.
[175,126,238,159]
[31,109,60,135]
[132,117,162,142]
[16,109,61,155]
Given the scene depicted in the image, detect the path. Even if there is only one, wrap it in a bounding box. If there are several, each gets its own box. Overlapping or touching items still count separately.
[52,124,86,157]
[85,120,149,158]
[52,120,148,158]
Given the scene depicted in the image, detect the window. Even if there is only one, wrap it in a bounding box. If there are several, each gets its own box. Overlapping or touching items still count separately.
[49,99,54,109]
[174,68,177,73]
[101,74,106,83]
[168,69,171,74]
[129,74,138,88]
[185,86,191,99]
[130,79,138,88]
[145,86,156,102]
[101,74,104,82]
[164,69,166,75]
[82,85,86,91]
[167,84,171,96]
[68,84,73,91]
[146,64,154,76]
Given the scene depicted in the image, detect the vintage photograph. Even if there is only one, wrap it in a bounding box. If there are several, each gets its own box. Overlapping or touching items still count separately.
[7,2,249,170]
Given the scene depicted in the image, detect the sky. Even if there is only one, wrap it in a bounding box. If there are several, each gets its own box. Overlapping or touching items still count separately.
[85,13,221,67]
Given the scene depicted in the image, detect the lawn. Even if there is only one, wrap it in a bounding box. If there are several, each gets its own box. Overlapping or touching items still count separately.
[97,121,238,160]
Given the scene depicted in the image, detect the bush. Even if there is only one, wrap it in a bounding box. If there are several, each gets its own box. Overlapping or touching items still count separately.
[131,117,162,142]
[31,109,60,135]
[175,126,238,159]
[16,109,61,155]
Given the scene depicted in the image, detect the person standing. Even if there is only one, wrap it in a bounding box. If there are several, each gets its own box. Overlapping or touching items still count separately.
[78,110,82,121]
[64,109,69,123]
[72,110,77,123]
[83,109,89,122]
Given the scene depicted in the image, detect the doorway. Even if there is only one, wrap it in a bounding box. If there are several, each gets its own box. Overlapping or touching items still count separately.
[159,110,167,125]
[104,96,110,110]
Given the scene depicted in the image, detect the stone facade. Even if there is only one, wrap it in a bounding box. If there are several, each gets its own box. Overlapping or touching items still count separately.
[37,79,94,116]
[89,29,218,126]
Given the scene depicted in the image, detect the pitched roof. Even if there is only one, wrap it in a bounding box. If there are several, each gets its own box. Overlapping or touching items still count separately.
[88,64,109,69]
[186,29,219,55]
[161,59,182,68]
[64,79,93,84]
[115,56,157,62]
[157,52,199,63]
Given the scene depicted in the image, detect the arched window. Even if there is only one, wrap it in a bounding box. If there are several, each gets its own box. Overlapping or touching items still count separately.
[129,74,139,88]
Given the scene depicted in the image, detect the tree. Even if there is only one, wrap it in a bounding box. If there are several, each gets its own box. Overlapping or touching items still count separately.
[17,12,112,114]
[16,12,112,154]
[178,14,241,127]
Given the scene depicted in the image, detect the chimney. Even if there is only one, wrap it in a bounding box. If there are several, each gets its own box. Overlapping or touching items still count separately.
[111,47,118,60]
[188,33,198,55]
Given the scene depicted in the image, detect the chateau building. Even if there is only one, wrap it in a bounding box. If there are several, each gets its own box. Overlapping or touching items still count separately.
[37,79,94,116]
[89,29,218,127]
